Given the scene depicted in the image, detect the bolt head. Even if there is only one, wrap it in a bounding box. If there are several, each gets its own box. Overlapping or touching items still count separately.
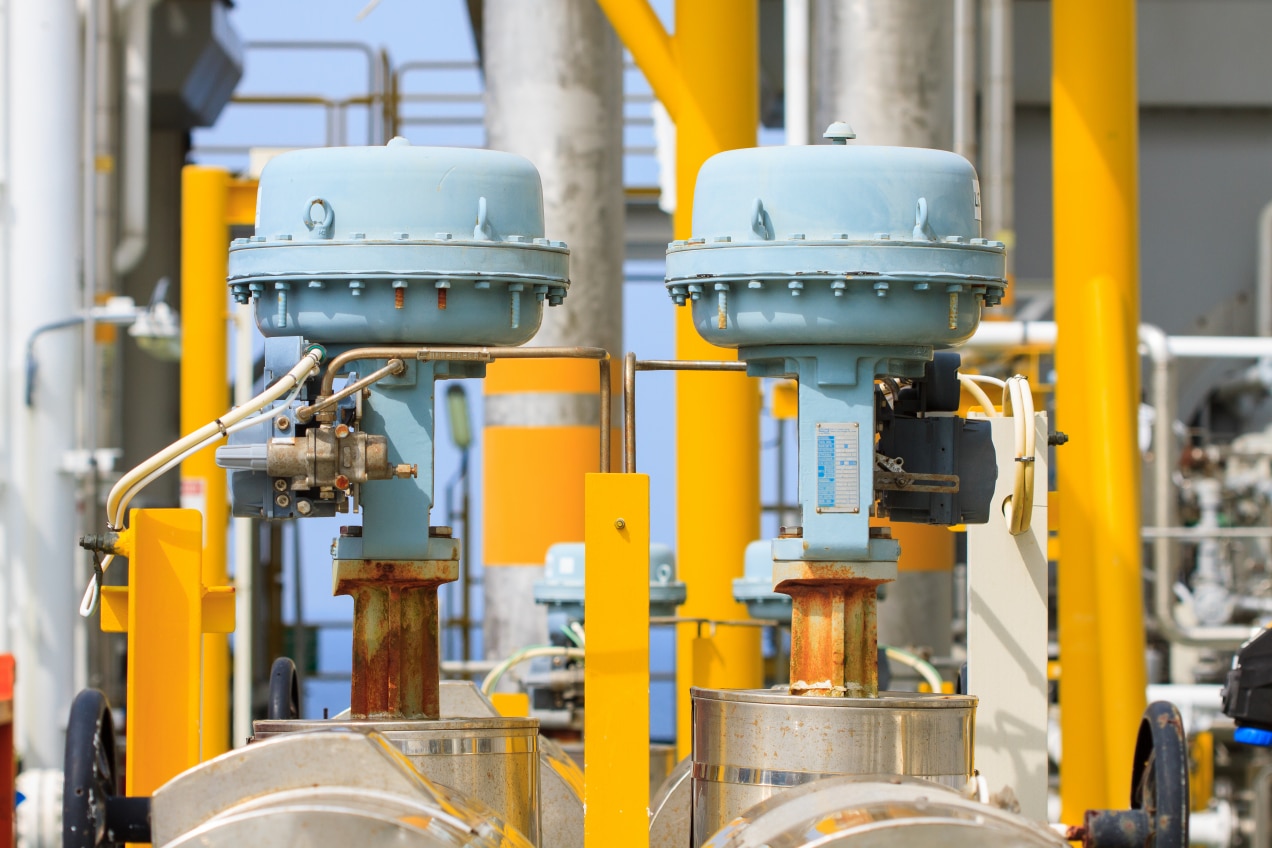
[273,478,288,492]
[334,474,350,490]
[275,493,291,508]
[275,416,290,431]
[296,499,313,516]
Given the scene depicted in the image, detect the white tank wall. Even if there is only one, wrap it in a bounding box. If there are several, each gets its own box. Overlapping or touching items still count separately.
[2,0,85,768]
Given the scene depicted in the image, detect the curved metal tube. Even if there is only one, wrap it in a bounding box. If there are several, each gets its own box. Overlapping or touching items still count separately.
[622,357,748,473]
[311,345,612,472]
[295,358,405,422]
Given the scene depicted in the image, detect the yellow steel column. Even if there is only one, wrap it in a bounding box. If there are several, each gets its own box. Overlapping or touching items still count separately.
[1053,0,1146,820]
[99,509,235,795]
[180,166,231,758]
[583,473,650,848]
[671,0,762,759]
[600,0,761,760]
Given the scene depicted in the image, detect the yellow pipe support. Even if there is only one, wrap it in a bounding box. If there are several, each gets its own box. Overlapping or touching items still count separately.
[598,0,762,760]
[670,0,762,760]
[1053,0,1146,820]
[99,509,235,796]
[180,165,232,759]
[584,473,650,848]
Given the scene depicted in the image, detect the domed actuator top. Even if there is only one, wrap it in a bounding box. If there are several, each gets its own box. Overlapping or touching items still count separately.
[229,138,569,346]
[665,125,1006,349]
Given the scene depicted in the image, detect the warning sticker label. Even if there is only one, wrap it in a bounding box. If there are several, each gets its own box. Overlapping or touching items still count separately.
[815,422,860,513]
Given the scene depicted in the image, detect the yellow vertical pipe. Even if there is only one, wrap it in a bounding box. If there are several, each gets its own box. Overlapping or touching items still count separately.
[584,473,650,848]
[670,0,762,761]
[180,166,231,758]
[597,0,761,760]
[1053,0,1146,820]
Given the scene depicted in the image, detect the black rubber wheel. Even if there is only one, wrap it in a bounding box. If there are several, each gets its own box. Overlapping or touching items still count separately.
[268,656,300,721]
[62,689,118,848]
[1131,700,1190,848]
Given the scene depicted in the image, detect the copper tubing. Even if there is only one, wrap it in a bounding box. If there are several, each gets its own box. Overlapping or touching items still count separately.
[296,358,406,422]
[622,355,748,473]
[312,345,613,472]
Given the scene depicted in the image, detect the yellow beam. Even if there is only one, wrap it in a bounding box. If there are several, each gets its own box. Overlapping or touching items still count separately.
[180,165,232,758]
[584,473,650,848]
[100,509,234,796]
[226,177,259,228]
[670,0,762,759]
[592,0,684,124]
[597,0,762,760]
[1053,0,1146,819]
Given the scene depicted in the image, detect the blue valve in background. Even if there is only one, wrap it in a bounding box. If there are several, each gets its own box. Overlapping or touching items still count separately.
[1234,726,1272,747]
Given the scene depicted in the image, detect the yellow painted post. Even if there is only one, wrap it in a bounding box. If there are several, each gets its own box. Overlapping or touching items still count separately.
[180,166,232,758]
[596,0,762,760]
[584,473,650,848]
[1053,0,1146,820]
[99,509,235,795]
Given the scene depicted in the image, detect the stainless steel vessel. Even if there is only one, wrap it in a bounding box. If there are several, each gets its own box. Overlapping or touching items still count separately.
[699,775,1065,848]
[254,716,540,844]
[690,688,976,845]
[152,731,533,848]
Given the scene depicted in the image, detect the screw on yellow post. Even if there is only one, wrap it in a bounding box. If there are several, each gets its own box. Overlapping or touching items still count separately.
[583,472,650,848]
[98,509,234,796]
[596,0,762,760]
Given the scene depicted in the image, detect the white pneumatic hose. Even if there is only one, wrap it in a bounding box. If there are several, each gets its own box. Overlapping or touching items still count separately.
[79,349,324,617]
[1003,374,1036,536]
[958,374,1002,417]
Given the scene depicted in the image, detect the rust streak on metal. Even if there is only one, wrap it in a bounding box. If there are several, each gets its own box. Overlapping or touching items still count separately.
[780,575,886,698]
[335,559,458,720]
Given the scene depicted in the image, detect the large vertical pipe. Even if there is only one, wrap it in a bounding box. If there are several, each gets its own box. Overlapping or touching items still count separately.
[981,0,1014,277]
[482,0,624,666]
[672,0,762,758]
[180,166,231,759]
[1053,0,1146,820]
[784,0,811,146]
[812,0,956,657]
[952,0,977,163]
[3,0,82,768]
[812,0,953,150]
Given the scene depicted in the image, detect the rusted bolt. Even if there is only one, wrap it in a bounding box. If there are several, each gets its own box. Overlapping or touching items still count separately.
[614,518,626,530]
[394,463,417,479]
[275,416,290,431]
[339,525,363,538]
[273,478,288,492]
[334,474,350,490]
[429,526,453,538]
[869,527,892,539]
[778,526,803,538]
[335,424,351,439]
[275,493,291,508]
[296,499,313,516]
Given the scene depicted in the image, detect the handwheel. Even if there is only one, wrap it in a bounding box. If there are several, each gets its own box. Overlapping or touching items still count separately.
[62,689,119,848]
[1081,700,1190,848]
[268,656,301,721]
[1130,700,1189,848]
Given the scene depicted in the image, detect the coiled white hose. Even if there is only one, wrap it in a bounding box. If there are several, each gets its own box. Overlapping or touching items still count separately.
[79,349,324,617]
[1003,374,1036,536]
[958,374,1002,417]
